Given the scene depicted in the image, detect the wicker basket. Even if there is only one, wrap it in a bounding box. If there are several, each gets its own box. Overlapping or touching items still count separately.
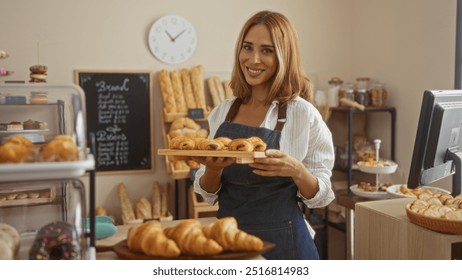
[406,203,462,234]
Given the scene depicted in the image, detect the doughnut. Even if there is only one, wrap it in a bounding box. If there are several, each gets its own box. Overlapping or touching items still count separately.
[29,221,81,260]
[228,138,254,152]
[29,65,48,74]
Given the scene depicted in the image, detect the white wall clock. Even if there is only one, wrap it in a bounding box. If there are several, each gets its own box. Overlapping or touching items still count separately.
[148,15,197,64]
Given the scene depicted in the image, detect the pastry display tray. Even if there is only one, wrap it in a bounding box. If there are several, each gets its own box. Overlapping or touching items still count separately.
[0,154,95,182]
[158,149,266,164]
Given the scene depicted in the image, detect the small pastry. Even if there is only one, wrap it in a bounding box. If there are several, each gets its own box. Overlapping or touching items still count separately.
[228,138,254,152]
[16,193,28,200]
[247,136,267,151]
[215,137,232,148]
[28,193,40,199]
[6,193,18,200]
[197,139,224,151]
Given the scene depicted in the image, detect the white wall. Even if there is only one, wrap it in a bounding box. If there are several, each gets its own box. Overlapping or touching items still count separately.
[0,0,458,220]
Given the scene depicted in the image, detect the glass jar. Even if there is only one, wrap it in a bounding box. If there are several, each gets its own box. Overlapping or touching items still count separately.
[369,82,388,107]
[355,77,370,106]
[327,77,343,107]
[339,82,354,103]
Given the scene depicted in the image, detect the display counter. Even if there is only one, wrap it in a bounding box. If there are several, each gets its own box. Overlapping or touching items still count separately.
[355,198,462,259]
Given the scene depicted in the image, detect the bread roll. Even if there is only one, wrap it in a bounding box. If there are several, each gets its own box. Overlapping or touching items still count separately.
[190,65,206,110]
[171,70,188,113]
[180,69,197,109]
[118,183,136,224]
[158,70,177,113]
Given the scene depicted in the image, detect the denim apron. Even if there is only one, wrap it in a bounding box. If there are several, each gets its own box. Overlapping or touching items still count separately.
[213,98,319,260]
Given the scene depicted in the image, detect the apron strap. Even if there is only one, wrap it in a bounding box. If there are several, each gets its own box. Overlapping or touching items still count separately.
[225,98,243,122]
[274,102,287,132]
[225,98,287,132]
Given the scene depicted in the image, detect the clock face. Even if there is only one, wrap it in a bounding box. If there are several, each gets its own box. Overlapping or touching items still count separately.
[148,15,197,64]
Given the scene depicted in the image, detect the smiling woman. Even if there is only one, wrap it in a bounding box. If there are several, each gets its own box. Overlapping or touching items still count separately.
[193,10,335,260]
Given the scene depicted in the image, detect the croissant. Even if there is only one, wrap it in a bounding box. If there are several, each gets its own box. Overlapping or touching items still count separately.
[228,138,254,152]
[247,137,267,152]
[164,219,223,256]
[202,217,264,252]
[127,221,181,258]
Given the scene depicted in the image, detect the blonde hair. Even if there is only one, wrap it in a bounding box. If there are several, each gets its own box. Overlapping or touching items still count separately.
[230,10,313,105]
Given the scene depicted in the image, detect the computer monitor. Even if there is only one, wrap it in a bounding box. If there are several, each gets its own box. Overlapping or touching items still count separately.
[408,90,462,195]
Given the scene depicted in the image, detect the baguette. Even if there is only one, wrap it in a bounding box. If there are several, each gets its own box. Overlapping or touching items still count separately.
[152,181,161,219]
[223,80,234,99]
[161,183,170,217]
[135,196,152,220]
[191,65,206,110]
[180,69,197,109]
[214,77,226,103]
[158,70,177,113]
[207,77,221,107]
[170,70,188,113]
[118,183,136,224]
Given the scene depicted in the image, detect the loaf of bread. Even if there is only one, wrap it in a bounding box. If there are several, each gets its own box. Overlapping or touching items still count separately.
[127,221,180,257]
[135,196,152,220]
[214,77,226,103]
[202,217,263,252]
[158,70,177,113]
[164,219,223,256]
[152,181,161,219]
[118,183,136,224]
[223,80,234,99]
[170,70,188,113]
[0,223,20,260]
[190,65,206,110]
[180,69,197,109]
[161,183,169,217]
[207,77,221,107]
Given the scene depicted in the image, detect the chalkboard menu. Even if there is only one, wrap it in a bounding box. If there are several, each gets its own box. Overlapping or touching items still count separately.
[76,71,154,173]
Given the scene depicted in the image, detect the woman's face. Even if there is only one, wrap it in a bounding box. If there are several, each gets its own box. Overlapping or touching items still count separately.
[239,24,278,90]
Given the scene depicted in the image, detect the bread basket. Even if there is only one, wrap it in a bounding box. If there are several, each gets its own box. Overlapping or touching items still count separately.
[406,203,462,234]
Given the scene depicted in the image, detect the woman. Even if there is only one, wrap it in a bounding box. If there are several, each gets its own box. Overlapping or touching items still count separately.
[192,10,335,260]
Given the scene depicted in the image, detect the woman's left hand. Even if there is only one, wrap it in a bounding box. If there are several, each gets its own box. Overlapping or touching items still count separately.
[248,149,302,178]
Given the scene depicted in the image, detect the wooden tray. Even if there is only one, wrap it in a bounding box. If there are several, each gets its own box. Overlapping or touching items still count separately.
[112,239,275,260]
[157,149,266,164]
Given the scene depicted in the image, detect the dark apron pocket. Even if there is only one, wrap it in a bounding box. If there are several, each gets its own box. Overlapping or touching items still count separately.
[239,220,295,260]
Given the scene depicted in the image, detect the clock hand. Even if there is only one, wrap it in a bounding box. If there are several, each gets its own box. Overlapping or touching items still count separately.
[172,29,186,42]
[165,30,175,42]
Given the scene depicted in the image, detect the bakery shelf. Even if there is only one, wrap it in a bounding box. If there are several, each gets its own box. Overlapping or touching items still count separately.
[0,84,96,259]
